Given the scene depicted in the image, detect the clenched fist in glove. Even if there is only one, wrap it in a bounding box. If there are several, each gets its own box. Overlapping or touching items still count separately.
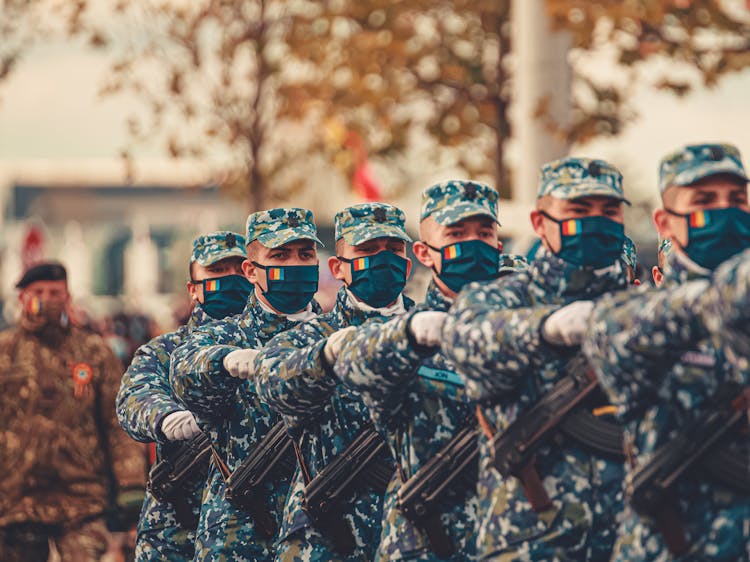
[541,300,595,347]
[323,326,357,365]
[161,410,201,441]
[407,311,448,348]
[223,348,260,379]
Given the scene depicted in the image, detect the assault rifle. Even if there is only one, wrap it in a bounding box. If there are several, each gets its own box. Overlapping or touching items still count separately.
[397,425,479,560]
[491,358,600,512]
[302,423,394,555]
[225,420,296,539]
[148,432,212,529]
[628,384,749,555]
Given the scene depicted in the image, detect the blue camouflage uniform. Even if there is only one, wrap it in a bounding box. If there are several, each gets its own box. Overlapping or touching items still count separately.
[583,144,750,561]
[442,159,631,561]
[115,231,247,561]
[255,203,416,562]
[169,209,323,562]
[335,182,528,562]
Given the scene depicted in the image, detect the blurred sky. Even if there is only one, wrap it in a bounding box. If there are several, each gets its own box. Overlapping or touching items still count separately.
[1,32,749,207]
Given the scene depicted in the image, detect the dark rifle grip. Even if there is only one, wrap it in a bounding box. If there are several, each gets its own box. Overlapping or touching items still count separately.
[653,499,690,557]
[421,511,455,560]
[517,460,552,513]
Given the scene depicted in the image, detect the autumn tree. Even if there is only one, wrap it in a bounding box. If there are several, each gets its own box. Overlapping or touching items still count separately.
[546,0,750,141]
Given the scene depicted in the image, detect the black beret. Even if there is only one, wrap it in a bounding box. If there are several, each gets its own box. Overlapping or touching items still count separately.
[16,261,67,289]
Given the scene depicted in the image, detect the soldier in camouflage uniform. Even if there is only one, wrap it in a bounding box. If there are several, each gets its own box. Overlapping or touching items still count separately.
[169,208,323,561]
[334,182,528,562]
[441,159,631,560]
[254,202,416,562]
[116,231,250,561]
[583,143,750,561]
[0,262,146,562]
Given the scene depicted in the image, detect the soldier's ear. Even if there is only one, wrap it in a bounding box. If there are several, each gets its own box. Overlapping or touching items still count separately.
[412,241,434,269]
[328,256,346,281]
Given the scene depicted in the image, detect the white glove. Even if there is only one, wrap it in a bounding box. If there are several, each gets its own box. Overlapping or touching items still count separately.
[541,300,595,347]
[223,348,260,379]
[324,326,356,365]
[408,311,448,347]
[161,410,201,441]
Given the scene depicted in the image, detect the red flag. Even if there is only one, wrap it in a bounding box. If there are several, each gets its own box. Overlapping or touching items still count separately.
[21,225,44,270]
[345,131,382,201]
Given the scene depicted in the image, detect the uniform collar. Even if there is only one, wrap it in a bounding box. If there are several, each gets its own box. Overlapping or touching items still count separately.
[661,248,711,287]
[244,292,320,340]
[187,303,213,330]
[424,280,454,312]
[344,288,406,317]
[529,246,628,299]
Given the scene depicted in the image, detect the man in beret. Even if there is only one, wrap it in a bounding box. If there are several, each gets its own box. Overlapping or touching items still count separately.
[442,159,631,559]
[169,208,323,561]
[116,231,251,561]
[0,261,146,562]
[584,143,750,560]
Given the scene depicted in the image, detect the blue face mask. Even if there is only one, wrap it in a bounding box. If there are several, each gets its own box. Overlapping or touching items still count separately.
[541,212,625,269]
[252,262,319,314]
[665,206,750,270]
[338,250,409,308]
[424,239,500,293]
[199,275,253,319]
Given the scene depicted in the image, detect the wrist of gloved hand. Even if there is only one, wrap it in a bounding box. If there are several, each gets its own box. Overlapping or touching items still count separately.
[406,311,447,350]
[222,348,260,379]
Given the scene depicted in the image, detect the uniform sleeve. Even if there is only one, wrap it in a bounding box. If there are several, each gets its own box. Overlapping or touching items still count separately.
[116,334,183,443]
[583,278,714,418]
[169,324,244,418]
[441,283,560,401]
[255,320,339,427]
[96,339,147,491]
[333,312,426,429]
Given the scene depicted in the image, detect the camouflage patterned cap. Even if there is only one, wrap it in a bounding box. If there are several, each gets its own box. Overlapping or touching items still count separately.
[245,207,323,248]
[420,180,499,225]
[335,203,412,246]
[621,236,637,270]
[658,143,748,194]
[537,157,629,204]
[191,231,247,266]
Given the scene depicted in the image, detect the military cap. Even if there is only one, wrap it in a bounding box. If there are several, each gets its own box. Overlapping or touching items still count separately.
[420,180,499,225]
[335,203,412,246]
[16,261,67,289]
[621,236,637,270]
[658,143,748,194]
[537,157,629,204]
[498,254,529,277]
[191,231,247,266]
[246,207,323,248]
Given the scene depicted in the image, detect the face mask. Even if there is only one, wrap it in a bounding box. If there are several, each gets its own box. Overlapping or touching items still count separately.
[338,250,408,308]
[253,262,319,315]
[665,206,750,270]
[424,239,500,293]
[199,275,252,319]
[21,296,68,334]
[541,212,625,269]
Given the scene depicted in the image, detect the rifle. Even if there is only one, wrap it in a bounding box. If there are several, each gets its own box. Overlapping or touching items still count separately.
[491,357,600,512]
[627,384,749,556]
[224,420,296,539]
[396,425,479,560]
[148,432,212,529]
[302,423,394,555]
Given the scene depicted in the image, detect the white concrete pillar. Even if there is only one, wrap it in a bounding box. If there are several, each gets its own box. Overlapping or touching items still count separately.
[512,0,573,205]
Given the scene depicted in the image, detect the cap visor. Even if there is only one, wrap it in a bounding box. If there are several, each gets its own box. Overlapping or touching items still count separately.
[431,202,499,226]
[198,247,248,266]
[342,225,413,245]
[675,166,749,187]
[552,183,631,206]
[256,230,324,248]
